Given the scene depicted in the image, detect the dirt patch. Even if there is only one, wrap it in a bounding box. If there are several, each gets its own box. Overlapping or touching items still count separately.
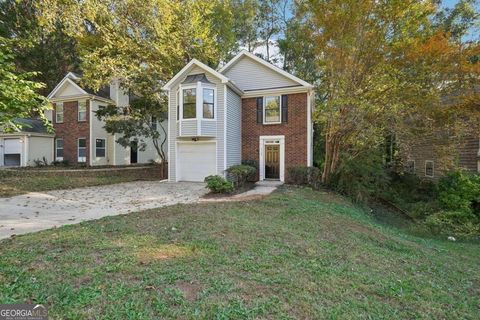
[74,275,92,289]
[176,281,203,302]
[136,244,191,264]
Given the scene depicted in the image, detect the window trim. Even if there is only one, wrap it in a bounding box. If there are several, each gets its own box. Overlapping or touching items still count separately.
[77,138,87,163]
[55,102,64,123]
[55,138,64,161]
[78,100,87,122]
[425,160,434,178]
[202,87,215,120]
[263,95,282,125]
[179,83,216,121]
[95,138,106,158]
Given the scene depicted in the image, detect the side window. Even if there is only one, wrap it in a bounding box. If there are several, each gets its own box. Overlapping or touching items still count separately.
[425,160,434,178]
[182,88,196,119]
[406,160,415,174]
[78,101,87,121]
[55,103,64,123]
[95,139,106,158]
[78,138,87,163]
[55,139,64,160]
[202,88,214,119]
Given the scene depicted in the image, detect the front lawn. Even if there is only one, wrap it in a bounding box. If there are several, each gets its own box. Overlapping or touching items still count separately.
[0,187,478,319]
[0,168,159,197]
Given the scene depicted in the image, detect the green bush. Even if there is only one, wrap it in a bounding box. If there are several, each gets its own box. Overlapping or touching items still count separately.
[286,166,321,189]
[204,175,234,194]
[425,210,480,238]
[437,170,480,214]
[226,165,256,188]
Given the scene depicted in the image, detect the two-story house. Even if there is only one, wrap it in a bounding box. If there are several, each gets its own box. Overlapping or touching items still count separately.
[163,50,314,182]
[46,72,165,166]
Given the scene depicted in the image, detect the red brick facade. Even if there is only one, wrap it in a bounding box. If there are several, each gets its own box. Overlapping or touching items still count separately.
[242,92,308,180]
[53,100,90,165]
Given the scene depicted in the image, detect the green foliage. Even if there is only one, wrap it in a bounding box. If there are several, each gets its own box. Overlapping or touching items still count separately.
[425,210,480,238]
[330,152,390,203]
[225,165,256,188]
[286,166,321,190]
[0,37,50,131]
[437,170,480,214]
[204,175,234,194]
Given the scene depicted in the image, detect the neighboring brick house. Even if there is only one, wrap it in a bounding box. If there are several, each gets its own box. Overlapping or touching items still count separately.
[405,135,479,179]
[163,50,314,182]
[46,72,166,166]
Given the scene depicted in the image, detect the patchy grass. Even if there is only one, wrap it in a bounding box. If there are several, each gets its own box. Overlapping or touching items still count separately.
[0,171,155,197]
[0,186,478,319]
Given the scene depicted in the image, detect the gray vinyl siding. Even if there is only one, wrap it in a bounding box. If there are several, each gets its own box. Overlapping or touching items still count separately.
[181,120,197,136]
[226,87,242,168]
[222,56,298,91]
[168,65,226,180]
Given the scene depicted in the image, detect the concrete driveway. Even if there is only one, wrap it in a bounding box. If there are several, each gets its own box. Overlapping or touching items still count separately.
[0,181,207,240]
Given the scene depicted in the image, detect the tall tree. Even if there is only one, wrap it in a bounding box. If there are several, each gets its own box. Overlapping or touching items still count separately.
[0,0,80,95]
[290,0,480,184]
[36,0,237,163]
[0,37,49,131]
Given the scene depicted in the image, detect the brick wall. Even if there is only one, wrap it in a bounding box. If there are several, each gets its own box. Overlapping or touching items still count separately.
[242,92,308,180]
[53,100,90,165]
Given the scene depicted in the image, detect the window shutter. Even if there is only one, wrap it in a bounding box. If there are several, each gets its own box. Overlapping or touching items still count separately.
[281,95,288,123]
[256,97,263,124]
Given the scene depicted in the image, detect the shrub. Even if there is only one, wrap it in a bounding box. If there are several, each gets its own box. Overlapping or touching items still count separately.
[33,157,49,167]
[425,210,480,238]
[437,170,480,215]
[286,166,321,189]
[204,175,234,194]
[226,165,256,188]
[52,159,69,167]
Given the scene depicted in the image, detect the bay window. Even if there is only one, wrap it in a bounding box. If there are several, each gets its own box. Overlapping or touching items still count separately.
[181,85,216,120]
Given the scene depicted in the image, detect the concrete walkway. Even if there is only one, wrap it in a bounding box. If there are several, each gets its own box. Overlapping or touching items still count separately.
[0,181,207,240]
[200,180,283,202]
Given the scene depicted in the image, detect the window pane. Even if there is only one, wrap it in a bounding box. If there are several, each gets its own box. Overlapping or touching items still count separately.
[78,138,86,148]
[203,88,214,104]
[57,149,64,157]
[56,139,64,148]
[96,139,105,148]
[56,103,64,122]
[265,96,280,123]
[183,89,196,104]
[203,103,214,119]
[78,148,86,157]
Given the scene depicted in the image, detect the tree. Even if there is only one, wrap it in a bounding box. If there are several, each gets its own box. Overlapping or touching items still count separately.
[290,0,480,185]
[0,37,49,131]
[36,0,237,163]
[0,0,80,95]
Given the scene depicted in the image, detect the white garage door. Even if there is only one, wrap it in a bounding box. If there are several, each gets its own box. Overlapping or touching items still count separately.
[3,138,22,166]
[177,142,216,182]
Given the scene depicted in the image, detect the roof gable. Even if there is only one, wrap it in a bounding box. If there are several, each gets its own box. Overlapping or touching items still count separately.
[47,73,87,99]
[219,50,313,91]
[162,59,229,90]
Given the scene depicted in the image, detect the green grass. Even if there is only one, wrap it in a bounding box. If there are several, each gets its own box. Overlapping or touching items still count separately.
[0,171,151,197]
[0,186,478,319]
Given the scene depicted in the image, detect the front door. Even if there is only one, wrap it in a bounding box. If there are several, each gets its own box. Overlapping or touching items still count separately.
[130,141,138,164]
[265,144,280,179]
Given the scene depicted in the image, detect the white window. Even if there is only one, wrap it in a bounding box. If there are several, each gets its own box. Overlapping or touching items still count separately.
[95,139,106,158]
[78,138,87,163]
[425,160,434,178]
[55,103,64,123]
[203,88,214,119]
[55,138,64,160]
[264,96,281,124]
[78,101,87,122]
[406,160,415,174]
[151,116,158,130]
[182,88,196,119]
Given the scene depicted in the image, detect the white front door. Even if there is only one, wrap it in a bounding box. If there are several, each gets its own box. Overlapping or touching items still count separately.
[177,142,216,182]
[259,136,285,182]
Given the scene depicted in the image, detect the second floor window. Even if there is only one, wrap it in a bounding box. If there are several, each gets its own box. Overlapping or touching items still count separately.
[264,96,281,124]
[78,101,87,121]
[183,88,196,119]
[203,88,214,119]
[56,103,64,123]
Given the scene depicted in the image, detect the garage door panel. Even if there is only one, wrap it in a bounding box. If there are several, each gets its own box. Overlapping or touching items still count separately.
[178,143,216,182]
